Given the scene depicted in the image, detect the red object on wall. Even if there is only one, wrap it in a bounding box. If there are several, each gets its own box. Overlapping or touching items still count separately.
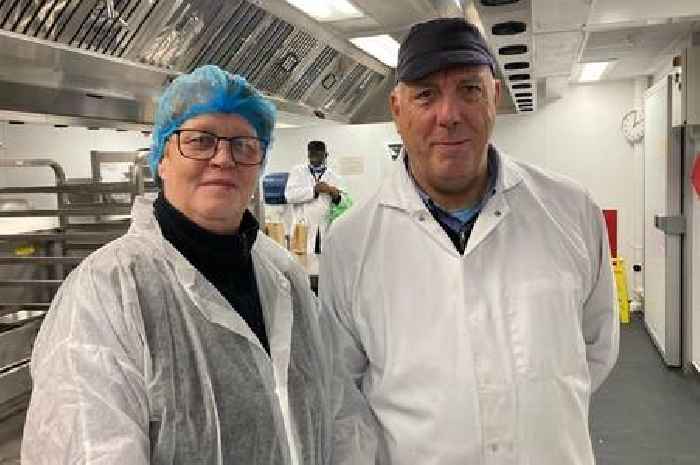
[602,209,618,258]
[692,154,700,198]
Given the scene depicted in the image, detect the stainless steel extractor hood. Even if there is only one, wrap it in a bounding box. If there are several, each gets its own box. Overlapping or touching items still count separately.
[0,0,392,128]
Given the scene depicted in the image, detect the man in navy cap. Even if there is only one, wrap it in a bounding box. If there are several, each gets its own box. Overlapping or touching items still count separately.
[320,17,618,465]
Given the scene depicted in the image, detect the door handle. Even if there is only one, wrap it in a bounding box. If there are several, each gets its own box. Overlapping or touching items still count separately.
[654,215,686,235]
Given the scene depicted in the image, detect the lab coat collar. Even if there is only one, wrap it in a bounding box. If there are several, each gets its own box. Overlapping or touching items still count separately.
[129,196,293,356]
[379,144,524,213]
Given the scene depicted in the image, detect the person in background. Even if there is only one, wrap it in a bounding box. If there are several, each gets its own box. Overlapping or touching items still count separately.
[320,18,619,465]
[285,141,344,257]
[22,65,381,465]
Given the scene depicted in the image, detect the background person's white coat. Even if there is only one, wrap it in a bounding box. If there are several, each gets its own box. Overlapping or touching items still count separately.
[285,164,344,255]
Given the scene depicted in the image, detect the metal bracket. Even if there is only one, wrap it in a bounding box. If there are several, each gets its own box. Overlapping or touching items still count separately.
[688,125,700,141]
[654,215,686,235]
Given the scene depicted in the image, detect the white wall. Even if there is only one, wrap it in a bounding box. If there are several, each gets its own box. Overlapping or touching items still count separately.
[271,80,638,278]
[494,80,637,278]
[0,123,150,181]
[0,122,150,231]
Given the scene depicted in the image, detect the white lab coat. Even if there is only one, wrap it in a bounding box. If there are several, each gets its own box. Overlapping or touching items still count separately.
[285,164,344,255]
[320,148,619,465]
[22,196,381,465]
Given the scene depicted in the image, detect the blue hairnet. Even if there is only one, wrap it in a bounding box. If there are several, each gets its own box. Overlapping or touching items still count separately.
[149,65,277,180]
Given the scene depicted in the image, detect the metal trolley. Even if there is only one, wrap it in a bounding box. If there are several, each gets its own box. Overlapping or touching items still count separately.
[0,153,154,416]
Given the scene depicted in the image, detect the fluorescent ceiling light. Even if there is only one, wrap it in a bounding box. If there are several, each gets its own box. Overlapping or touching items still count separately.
[284,0,364,22]
[454,0,462,9]
[350,35,400,68]
[578,61,613,82]
[275,122,299,129]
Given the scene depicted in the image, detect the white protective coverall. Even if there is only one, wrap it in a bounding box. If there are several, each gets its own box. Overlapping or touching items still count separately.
[22,196,381,465]
[320,148,619,465]
[285,164,344,255]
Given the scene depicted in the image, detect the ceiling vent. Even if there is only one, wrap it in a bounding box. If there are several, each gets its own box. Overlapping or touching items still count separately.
[499,44,528,55]
[480,0,521,6]
[503,61,529,70]
[508,73,530,81]
[492,21,526,36]
[475,0,536,114]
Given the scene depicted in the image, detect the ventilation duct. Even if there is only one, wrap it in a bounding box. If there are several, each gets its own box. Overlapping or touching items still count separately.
[475,0,537,113]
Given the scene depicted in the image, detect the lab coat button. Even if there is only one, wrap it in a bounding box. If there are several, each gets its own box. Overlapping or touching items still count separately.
[495,210,502,217]
[417,214,426,222]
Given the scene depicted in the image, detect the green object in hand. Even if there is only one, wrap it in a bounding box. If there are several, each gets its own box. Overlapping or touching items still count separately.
[329,192,353,223]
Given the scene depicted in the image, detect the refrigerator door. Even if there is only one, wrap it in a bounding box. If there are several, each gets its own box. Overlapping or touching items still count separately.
[644,76,683,366]
[683,127,700,373]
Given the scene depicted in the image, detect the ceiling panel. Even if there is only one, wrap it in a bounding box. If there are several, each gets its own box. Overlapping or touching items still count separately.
[325,16,382,37]
[335,0,435,36]
[531,0,590,32]
[588,0,700,27]
[583,23,694,62]
[535,31,582,76]
[603,56,661,79]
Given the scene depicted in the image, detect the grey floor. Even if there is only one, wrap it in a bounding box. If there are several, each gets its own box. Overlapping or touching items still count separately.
[0,314,698,464]
[591,314,700,464]
[0,409,23,465]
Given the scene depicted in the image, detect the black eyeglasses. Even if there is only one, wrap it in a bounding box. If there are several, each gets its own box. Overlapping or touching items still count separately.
[172,129,268,166]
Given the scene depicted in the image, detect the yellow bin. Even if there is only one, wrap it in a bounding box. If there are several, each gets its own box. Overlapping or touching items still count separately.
[611,258,630,324]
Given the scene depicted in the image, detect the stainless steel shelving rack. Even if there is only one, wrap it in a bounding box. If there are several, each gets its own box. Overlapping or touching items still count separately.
[0,155,154,416]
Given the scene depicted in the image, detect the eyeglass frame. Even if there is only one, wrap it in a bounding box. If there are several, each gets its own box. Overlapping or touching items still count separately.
[170,129,269,166]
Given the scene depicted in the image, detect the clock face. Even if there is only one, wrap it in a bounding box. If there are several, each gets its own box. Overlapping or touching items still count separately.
[622,109,644,143]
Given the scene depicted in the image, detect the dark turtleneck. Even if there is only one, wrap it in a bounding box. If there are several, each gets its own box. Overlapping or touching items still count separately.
[154,192,269,355]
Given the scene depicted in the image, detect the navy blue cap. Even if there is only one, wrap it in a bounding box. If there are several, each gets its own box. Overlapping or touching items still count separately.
[397,18,496,82]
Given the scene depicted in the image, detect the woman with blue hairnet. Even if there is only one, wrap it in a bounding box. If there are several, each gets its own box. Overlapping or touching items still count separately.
[21,65,382,465]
